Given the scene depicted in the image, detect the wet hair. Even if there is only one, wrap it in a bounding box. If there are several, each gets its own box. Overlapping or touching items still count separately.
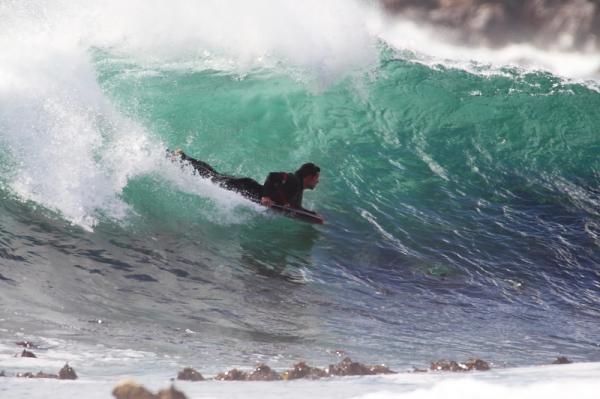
[295,163,320,179]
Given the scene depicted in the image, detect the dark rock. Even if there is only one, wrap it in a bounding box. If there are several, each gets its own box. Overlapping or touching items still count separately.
[0,370,5,377]
[327,357,375,376]
[430,359,490,372]
[157,385,188,399]
[112,380,157,399]
[16,341,38,349]
[35,371,58,379]
[411,367,428,373]
[214,368,248,381]
[552,356,572,365]
[325,357,396,377]
[16,372,35,378]
[176,367,204,381]
[58,363,78,380]
[464,358,490,371]
[430,360,467,372]
[369,364,396,374]
[21,350,37,358]
[281,362,328,380]
[247,364,282,381]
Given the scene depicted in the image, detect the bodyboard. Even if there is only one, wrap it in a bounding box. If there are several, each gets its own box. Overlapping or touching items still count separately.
[267,204,324,224]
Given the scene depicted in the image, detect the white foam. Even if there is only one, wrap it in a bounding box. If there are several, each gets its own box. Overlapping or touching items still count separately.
[0,0,385,229]
[157,156,265,225]
[375,16,600,84]
[0,356,598,399]
[0,42,162,230]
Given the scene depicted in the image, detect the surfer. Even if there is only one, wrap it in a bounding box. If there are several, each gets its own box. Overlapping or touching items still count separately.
[169,149,320,215]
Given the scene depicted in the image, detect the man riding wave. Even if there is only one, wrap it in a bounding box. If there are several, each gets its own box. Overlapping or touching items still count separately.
[169,149,321,216]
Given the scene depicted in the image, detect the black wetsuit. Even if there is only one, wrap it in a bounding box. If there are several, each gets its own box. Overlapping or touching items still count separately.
[262,172,310,212]
[176,151,263,203]
[174,151,314,213]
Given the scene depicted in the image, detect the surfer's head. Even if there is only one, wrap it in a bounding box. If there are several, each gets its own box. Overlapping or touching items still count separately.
[296,163,320,190]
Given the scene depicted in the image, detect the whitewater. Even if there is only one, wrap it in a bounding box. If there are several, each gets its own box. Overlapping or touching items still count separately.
[1,1,599,398]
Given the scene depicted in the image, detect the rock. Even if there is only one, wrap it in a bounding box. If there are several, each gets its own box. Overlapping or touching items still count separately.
[11,366,76,379]
[369,364,396,374]
[157,385,188,399]
[0,370,5,377]
[325,357,396,377]
[214,368,248,381]
[430,360,467,372]
[464,358,490,371]
[58,363,78,380]
[112,379,157,399]
[247,364,282,381]
[35,371,58,379]
[176,368,204,381]
[552,356,572,365]
[327,357,375,376]
[20,350,37,358]
[430,359,490,372]
[282,362,328,380]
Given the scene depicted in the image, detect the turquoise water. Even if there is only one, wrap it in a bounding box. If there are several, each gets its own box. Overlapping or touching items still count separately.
[1,1,599,378]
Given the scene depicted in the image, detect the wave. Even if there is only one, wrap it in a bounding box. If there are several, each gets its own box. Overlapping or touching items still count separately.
[1,0,600,376]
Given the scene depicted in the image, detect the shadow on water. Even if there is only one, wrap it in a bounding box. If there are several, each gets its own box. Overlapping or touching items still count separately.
[237,218,320,283]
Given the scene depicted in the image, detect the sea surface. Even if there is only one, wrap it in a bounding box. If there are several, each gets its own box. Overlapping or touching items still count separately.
[1,1,599,398]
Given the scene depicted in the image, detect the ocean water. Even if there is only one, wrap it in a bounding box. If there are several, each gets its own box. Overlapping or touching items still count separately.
[1,1,599,398]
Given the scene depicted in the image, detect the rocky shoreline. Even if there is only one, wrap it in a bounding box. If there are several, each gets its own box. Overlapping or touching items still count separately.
[0,341,575,399]
[380,0,600,52]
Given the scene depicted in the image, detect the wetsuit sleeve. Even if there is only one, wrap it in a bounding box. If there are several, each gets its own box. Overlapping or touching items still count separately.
[179,151,219,179]
[282,176,315,214]
[262,172,283,199]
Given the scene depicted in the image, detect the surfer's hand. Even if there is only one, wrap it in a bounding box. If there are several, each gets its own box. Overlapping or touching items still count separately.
[261,196,273,207]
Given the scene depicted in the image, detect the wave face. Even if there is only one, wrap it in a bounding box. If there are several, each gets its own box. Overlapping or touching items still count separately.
[1,0,599,371]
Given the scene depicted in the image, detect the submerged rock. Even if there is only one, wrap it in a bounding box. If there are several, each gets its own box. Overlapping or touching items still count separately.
[411,367,428,373]
[282,362,328,380]
[430,360,465,372]
[20,350,37,358]
[214,368,248,381]
[177,367,204,381]
[369,364,396,374]
[58,363,78,380]
[35,371,58,379]
[16,372,35,378]
[431,358,490,372]
[553,356,572,365]
[12,364,78,379]
[112,380,158,399]
[247,364,282,381]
